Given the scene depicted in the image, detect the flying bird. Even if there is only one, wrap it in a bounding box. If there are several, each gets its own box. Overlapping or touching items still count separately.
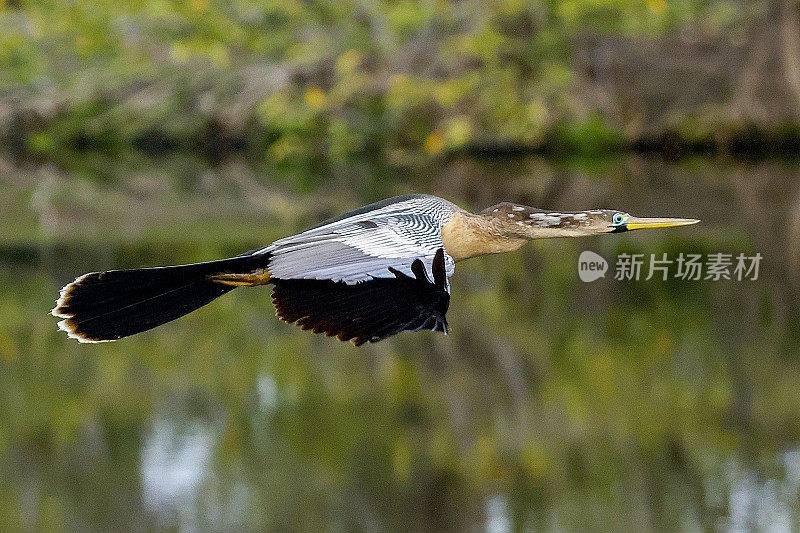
[52,194,698,345]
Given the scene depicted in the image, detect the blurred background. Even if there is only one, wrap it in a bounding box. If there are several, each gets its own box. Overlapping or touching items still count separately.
[1,0,800,531]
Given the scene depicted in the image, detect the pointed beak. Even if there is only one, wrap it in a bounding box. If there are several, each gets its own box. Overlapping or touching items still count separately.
[624,216,700,231]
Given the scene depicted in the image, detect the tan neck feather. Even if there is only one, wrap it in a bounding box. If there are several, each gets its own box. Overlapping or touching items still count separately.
[441,211,528,261]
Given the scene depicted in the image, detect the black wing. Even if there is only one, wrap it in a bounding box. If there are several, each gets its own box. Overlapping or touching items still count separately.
[271,249,450,345]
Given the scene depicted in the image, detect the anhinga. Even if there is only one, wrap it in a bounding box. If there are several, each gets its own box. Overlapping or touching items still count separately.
[52,194,698,345]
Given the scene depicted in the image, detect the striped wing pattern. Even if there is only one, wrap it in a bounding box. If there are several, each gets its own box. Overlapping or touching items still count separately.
[262,195,459,343]
[260,195,456,284]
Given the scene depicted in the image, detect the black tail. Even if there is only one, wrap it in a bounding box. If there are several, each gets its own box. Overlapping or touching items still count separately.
[51,254,270,342]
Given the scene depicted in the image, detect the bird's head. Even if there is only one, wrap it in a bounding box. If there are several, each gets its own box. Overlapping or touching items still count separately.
[480,203,699,238]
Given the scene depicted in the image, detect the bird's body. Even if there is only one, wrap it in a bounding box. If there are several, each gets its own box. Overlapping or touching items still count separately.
[52,194,698,345]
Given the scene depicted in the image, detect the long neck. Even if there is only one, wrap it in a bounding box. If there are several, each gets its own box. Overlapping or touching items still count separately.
[441,211,528,261]
[441,207,601,261]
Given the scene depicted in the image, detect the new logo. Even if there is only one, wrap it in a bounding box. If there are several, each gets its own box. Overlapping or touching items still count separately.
[578,250,608,282]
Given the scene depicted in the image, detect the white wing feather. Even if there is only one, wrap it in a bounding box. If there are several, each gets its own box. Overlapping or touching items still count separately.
[259,198,456,285]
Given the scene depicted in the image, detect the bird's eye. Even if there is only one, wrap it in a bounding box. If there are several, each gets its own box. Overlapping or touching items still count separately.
[612,213,627,225]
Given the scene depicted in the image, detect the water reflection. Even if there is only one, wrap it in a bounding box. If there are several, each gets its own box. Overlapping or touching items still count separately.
[722,448,800,532]
[485,494,511,533]
[142,417,215,529]
[2,154,800,530]
[257,374,279,413]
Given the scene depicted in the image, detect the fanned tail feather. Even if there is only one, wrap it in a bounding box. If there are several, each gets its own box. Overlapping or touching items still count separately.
[52,254,270,342]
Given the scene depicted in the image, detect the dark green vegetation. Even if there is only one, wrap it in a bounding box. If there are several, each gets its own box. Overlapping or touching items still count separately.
[3,0,800,171]
[2,155,800,530]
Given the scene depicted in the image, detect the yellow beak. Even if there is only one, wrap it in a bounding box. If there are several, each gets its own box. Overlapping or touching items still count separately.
[624,216,700,231]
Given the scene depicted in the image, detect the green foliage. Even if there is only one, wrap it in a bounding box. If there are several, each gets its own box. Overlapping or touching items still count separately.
[0,0,754,176]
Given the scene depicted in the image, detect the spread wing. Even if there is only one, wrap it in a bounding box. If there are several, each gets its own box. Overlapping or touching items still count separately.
[254,196,458,344]
[271,249,451,345]
[258,200,456,284]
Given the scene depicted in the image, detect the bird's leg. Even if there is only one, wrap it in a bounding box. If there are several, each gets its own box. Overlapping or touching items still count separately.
[207,268,272,286]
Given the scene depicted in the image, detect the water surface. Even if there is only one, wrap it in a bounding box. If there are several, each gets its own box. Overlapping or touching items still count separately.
[1,154,799,531]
